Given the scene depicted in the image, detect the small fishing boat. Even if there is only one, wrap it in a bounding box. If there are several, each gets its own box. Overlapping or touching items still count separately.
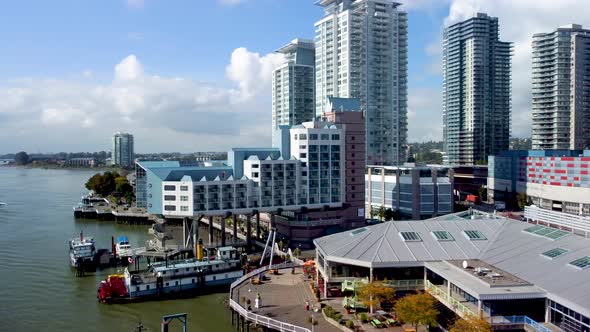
[0,202,6,208]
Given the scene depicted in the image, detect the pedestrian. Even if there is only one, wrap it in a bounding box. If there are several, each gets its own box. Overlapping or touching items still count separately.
[305,301,309,311]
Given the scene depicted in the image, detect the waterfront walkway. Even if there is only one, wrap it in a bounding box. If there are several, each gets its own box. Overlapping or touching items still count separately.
[232,267,340,332]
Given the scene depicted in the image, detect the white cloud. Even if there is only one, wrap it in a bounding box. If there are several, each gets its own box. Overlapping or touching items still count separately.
[226,47,284,102]
[0,49,280,153]
[444,0,590,137]
[408,88,443,142]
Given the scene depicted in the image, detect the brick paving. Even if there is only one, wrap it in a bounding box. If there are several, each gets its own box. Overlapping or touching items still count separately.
[233,267,340,332]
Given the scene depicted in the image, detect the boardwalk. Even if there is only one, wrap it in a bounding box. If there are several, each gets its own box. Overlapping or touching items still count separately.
[232,267,340,332]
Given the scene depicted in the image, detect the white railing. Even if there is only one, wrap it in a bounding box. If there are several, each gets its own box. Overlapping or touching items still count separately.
[525,206,590,237]
[229,262,310,332]
[490,316,553,332]
[229,298,311,332]
[425,280,476,318]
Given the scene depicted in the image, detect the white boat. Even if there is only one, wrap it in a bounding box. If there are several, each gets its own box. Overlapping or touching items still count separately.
[69,232,96,268]
[0,202,6,207]
[115,236,133,260]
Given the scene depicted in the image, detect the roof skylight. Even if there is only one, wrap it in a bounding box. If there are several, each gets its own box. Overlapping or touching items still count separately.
[541,248,569,259]
[400,231,422,242]
[350,228,367,236]
[463,230,487,241]
[569,256,590,269]
[432,231,454,241]
[523,225,569,240]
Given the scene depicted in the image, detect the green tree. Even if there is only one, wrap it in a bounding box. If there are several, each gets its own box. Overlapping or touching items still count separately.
[377,206,385,222]
[449,315,492,332]
[392,209,402,221]
[14,151,30,165]
[516,192,528,210]
[357,280,395,313]
[394,292,438,331]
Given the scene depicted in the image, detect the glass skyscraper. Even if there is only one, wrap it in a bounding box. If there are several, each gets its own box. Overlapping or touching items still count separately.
[532,24,590,150]
[271,39,315,143]
[314,0,408,166]
[442,13,512,165]
[112,132,134,168]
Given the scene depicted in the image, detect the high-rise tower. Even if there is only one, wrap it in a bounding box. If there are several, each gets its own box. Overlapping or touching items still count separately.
[532,24,590,150]
[315,0,408,166]
[112,132,134,168]
[443,13,512,165]
[271,39,315,143]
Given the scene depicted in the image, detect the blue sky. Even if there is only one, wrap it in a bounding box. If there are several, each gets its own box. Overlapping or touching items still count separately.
[1,0,588,153]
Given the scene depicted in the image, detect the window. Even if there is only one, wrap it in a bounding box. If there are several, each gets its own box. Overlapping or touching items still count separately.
[165,282,169,286]
[299,134,307,140]
[569,256,590,269]
[192,279,195,284]
[164,185,176,191]
[180,185,189,191]
[146,285,150,290]
[164,205,176,211]
[321,134,329,140]
[136,287,139,292]
[180,206,189,212]
[332,134,340,140]
[180,196,189,201]
[400,231,422,242]
[213,276,216,281]
[310,134,318,140]
[164,195,176,201]
[541,248,569,259]
[432,231,454,241]
[175,281,179,286]
[463,230,486,240]
[299,145,307,150]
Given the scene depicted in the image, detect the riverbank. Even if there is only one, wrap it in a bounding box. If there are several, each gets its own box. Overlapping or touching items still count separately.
[1,163,126,172]
[0,167,233,332]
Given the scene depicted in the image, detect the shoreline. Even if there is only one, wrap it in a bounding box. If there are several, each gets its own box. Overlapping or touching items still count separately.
[1,164,127,172]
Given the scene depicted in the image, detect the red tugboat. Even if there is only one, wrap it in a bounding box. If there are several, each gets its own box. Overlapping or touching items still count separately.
[97,274,129,303]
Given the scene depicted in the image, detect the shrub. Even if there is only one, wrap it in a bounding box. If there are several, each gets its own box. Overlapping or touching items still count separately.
[345,320,355,329]
[312,320,318,326]
[359,312,368,323]
[334,313,343,321]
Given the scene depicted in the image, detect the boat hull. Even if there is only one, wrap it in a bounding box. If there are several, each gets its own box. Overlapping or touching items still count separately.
[100,278,236,304]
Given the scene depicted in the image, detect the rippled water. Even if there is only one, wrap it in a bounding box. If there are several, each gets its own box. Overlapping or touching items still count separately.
[0,168,233,332]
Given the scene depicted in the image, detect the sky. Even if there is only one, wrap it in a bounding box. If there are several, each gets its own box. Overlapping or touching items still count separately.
[0,0,588,153]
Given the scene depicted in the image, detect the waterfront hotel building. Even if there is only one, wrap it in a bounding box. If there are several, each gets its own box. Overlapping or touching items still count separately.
[135,98,366,242]
[314,210,590,332]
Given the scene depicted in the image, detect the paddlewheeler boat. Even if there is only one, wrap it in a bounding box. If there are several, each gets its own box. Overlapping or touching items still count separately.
[98,241,243,303]
[69,231,96,268]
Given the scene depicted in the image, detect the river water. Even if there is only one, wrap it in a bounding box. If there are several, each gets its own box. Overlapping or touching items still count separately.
[0,167,233,332]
